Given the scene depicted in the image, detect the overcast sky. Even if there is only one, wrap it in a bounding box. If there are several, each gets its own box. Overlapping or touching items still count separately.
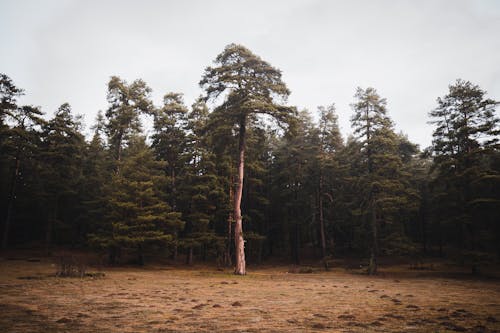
[1,0,499,148]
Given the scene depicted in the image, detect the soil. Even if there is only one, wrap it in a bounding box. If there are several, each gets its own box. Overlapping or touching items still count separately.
[1,257,499,332]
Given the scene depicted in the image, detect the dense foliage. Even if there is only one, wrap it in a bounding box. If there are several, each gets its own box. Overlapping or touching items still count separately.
[0,45,498,272]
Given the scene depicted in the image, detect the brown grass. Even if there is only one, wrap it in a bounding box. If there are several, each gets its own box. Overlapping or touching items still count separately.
[0,257,499,332]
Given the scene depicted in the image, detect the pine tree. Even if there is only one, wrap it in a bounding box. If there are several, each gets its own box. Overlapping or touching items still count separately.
[105,76,153,165]
[316,104,343,268]
[2,105,44,249]
[150,92,190,260]
[271,110,318,264]
[91,136,184,265]
[179,99,225,265]
[1,74,27,248]
[39,103,85,253]
[351,87,412,274]
[80,111,111,244]
[151,92,189,211]
[203,103,238,266]
[0,73,24,129]
[429,79,499,269]
[200,44,294,275]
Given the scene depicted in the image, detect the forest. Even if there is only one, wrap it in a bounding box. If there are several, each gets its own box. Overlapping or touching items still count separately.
[1,43,499,275]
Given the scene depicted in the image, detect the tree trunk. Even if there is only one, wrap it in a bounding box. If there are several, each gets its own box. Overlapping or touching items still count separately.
[257,240,263,264]
[318,174,327,270]
[368,198,378,275]
[291,184,300,265]
[172,237,178,261]
[225,176,234,267]
[2,156,20,250]
[115,130,123,173]
[420,189,428,254]
[108,245,119,265]
[293,222,300,265]
[138,244,144,266]
[234,117,246,275]
[186,247,193,265]
[46,199,58,256]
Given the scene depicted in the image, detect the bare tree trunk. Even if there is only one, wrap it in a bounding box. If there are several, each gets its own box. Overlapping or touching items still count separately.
[2,156,20,250]
[234,117,246,275]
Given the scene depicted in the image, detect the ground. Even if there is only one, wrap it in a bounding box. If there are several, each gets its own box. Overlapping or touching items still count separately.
[0,256,499,332]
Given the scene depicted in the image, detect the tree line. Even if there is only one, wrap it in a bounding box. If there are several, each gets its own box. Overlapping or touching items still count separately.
[1,44,499,274]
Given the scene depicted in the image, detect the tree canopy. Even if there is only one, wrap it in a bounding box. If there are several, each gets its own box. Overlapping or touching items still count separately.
[0,46,498,275]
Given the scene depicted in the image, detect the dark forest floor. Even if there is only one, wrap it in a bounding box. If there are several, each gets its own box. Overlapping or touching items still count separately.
[0,254,499,332]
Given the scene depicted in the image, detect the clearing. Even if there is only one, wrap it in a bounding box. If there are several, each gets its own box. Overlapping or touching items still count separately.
[0,257,499,332]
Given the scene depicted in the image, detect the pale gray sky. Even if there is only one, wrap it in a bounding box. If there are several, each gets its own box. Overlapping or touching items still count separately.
[1,0,499,148]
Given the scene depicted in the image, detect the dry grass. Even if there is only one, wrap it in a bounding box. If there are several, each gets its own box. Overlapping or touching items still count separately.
[0,256,499,332]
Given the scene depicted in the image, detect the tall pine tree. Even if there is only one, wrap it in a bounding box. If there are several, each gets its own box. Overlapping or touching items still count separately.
[200,43,294,275]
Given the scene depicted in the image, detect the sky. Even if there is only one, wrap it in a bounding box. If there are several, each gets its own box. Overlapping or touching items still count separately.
[1,0,499,148]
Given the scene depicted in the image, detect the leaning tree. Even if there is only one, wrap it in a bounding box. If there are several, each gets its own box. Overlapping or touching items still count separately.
[200,44,294,275]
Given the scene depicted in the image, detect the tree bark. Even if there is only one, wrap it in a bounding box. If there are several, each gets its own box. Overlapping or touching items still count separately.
[234,117,246,275]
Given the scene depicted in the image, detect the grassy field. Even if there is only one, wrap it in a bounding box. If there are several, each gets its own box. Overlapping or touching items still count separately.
[0,256,499,332]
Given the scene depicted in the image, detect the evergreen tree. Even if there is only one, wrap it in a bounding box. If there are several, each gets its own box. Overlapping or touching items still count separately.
[241,123,274,264]
[179,99,225,265]
[2,105,44,248]
[80,111,111,244]
[351,87,412,274]
[105,76,153,165]
[203,102,238,266]
[0,74,24,129]
[429,79,499,268]
[151,92,189,260]
[39,103,85,253]
[0,74,26,245]
[271,110,318,264]
[200,43,294,274]
[151,92,189,211]
[91,136,184,265]
[316,104,343,268]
